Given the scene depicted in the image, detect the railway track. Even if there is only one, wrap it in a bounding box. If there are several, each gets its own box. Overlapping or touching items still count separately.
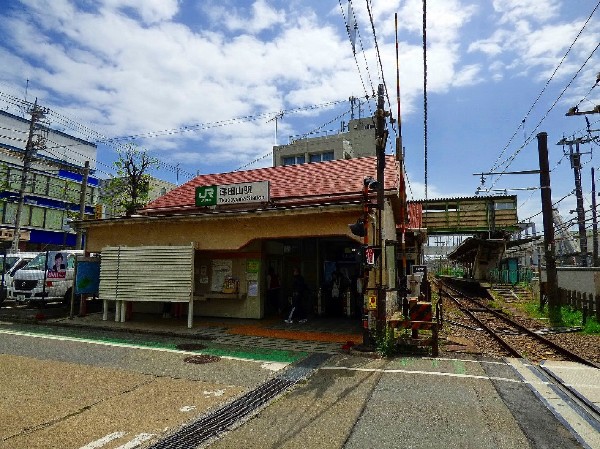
[434,278,600,368]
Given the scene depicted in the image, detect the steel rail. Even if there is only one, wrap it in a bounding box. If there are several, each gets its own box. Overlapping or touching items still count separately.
[439,283,522,358]
[435,278,600,369]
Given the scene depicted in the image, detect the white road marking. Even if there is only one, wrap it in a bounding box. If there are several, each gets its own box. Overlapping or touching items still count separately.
[0,328,290,368]
[321,366,522,383]
[203,389,226,397]
[179,405,197,412]
[115,433,155,449]
[261,361,288,371]
[79,431,126,449]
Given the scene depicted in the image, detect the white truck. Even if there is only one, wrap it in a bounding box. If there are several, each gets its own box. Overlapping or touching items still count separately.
[12,250,84,305]
[1,252,40,305]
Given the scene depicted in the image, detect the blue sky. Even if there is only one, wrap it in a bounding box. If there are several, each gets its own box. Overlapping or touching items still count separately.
[0,0,598,233]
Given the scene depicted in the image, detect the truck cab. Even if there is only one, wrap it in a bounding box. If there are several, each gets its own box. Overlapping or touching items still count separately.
[1,252,40,304]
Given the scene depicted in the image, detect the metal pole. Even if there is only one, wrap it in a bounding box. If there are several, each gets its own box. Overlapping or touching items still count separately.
[537,132,560,324]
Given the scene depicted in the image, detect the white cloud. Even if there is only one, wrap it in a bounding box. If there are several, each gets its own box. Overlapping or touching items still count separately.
[492,0,561,25]
[100,0,179,24]
[204,0,286,34]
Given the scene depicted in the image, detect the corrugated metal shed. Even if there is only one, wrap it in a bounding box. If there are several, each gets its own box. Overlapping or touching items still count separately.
[99,245,194,303]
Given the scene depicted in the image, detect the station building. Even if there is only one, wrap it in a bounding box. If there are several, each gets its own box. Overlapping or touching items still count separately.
[78,155,412,326]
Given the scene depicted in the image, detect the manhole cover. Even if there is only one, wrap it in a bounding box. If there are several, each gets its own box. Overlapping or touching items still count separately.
[176,343,206,351]
[184,355,220,364]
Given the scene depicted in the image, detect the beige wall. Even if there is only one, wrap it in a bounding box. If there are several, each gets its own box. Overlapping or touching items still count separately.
[84,207,365,253]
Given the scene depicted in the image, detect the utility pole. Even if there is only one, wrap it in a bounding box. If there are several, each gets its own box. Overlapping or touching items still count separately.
[76,161,90,250]
[537,132,559,324]
[592,168,598,267]
[11,99,47,252]
[558,136,593,266]
[375,83,388,335]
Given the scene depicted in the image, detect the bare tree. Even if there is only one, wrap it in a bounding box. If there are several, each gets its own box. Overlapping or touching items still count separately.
[103,145,159,217]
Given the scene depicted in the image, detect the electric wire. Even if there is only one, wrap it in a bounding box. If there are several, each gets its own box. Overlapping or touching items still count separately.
[364,0,396,133]
[488,42,600,191]
[348,0,377,107]
[338,0,375,113]
[488,0,600,175]
[101,100,349,143]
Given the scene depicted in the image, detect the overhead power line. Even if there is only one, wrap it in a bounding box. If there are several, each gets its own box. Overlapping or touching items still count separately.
[486,0,600,177]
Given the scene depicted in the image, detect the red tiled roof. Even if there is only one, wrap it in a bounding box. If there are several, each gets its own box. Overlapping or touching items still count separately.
[144,155,399,214]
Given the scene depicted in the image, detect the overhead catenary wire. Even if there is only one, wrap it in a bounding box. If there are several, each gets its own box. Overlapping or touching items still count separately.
[487,42,600,191]
[364,0,396,133]
[487,0,600,176]
[338,0,375,114]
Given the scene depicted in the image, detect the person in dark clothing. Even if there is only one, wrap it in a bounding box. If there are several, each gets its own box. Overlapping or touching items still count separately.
[285,267,308,324]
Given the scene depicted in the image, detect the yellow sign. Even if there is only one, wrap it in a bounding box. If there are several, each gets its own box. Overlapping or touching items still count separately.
[367,294,377,310]
[94,204,103,219]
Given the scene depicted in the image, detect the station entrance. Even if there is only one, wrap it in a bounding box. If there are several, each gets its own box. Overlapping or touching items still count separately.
[263,236,363,320]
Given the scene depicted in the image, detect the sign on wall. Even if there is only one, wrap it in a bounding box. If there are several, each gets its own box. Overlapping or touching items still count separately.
[211,259,232,292]
[75,257,100,295]
[196,181,269,207]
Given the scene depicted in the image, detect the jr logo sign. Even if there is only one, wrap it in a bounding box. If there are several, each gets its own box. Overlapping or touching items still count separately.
[196,186,217,206]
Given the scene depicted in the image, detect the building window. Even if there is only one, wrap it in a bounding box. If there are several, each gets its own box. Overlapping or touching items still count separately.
[309,151,334,163]
[494,201,516,210]
[282,155,305,166]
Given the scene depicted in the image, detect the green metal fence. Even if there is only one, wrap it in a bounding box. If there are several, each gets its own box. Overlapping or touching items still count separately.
[490,267,534,285]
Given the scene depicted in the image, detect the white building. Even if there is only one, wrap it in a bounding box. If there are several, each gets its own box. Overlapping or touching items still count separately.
[0,110,98,250]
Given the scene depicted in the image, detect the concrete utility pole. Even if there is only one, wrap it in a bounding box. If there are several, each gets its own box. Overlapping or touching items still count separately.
[375,84,388,335]
[558,137,593,266]
[592,168,598,267]
[537,132,559,323]
[11,99,47,252]
[76,161,90,250]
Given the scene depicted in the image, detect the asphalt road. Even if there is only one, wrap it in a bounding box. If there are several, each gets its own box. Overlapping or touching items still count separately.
[0,322,584,449]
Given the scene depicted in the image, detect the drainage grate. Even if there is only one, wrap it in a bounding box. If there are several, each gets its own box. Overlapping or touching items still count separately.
[184,355,220,364]
[148,353,330,449]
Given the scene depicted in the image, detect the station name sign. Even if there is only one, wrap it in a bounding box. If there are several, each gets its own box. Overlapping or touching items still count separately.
[195,181,270,207]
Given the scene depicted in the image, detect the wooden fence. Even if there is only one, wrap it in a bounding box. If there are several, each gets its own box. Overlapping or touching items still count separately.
[558,288,600,323]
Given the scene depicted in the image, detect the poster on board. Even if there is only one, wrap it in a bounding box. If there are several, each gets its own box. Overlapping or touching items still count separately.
[211,259,232,292]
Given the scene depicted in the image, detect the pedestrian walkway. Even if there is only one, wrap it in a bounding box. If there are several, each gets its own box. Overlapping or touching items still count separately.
[48,312,364,355]
[508,358,600,449]
[541,360,600,415]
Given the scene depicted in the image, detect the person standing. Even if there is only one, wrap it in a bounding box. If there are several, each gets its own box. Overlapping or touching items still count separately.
[285,267,308,324]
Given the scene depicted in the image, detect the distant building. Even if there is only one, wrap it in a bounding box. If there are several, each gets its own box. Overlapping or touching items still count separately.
[0,110,98,251]
[273,117,376,167]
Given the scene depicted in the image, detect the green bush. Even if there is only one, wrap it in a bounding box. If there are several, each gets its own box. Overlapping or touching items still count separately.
[376,326,397,357]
